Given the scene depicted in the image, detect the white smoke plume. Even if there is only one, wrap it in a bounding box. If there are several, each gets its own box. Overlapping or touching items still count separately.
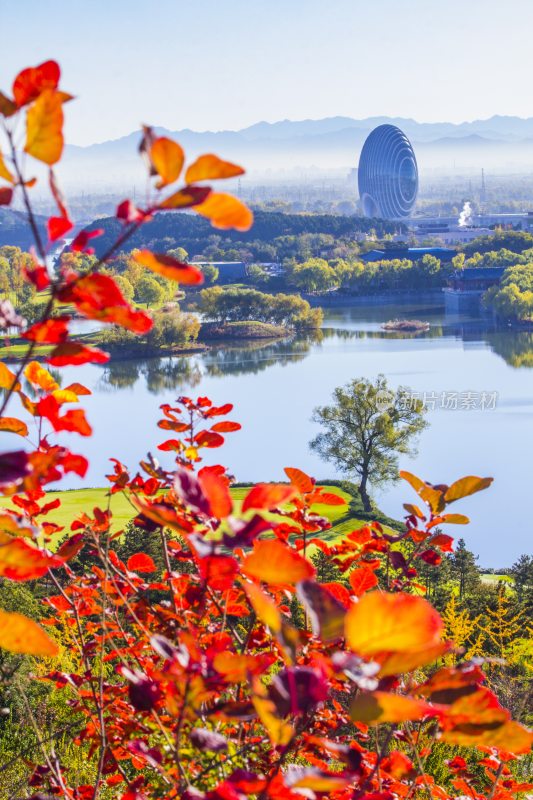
[458,201,472,227]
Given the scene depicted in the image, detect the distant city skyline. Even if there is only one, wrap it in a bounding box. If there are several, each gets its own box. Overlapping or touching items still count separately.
[2,0,533,146]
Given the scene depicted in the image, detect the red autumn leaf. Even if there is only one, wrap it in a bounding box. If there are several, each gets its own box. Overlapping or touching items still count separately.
[199,555,238,590]
[241,539,315,584]
[312,491,346,506]
[13,60,60,107]
[194,430,224,448]
[0,450,31,486]
[56,533,85,561]
[419,549,442,565]
[57,273,152,334]
[127,553,157,574]
[429,533,454,552]
[133,250,203,284]
[22,316,70,344]
[284,467,315,494]
[159,185,211,209]
[204,403,233,417]
[349,565,379,597]
[210,421,242,433]
[47,342,110,366]
[0,187,13,206]
[23,259,50,290]
[199,468,233,518]
[116,199,144,223]
[70,228,103,253]
[47,215,73,241]
[0,538,63,580]
[241,483,295,512]
[37,395,92,437]
[49,167,68,218]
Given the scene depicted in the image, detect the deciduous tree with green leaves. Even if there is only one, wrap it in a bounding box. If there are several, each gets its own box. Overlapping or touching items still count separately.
[310,375,428,511]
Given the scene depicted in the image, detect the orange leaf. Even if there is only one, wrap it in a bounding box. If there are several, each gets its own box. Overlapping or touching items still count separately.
[0,151,14,184]
[210,421,241,433]
[24,88,65,165]
[345,592,445,676]
[241,539,315,584]
[64,382,91,396]
[284,467,314,494]
[350,691,438,724]
[0,92,17,118]
[445,476,493,504]
[441,719,533,754]
[150,137,184,187]
[132,250,203,284]
[0,538,63,580]
[0,417,28,437]
[199,469,232,518]
[0,609,58,656]
[349,566,378,597]
[24,361,59,391]
[13,60,60,107]
[185,154,244,183]
[193,192,253,231]
[242,483,295,512]
[313,491,346,506]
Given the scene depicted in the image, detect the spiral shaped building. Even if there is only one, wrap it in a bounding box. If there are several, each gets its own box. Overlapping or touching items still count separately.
[358,124,418,219]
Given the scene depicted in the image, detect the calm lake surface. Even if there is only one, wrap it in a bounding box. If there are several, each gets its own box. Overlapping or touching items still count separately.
[9,299,533,566]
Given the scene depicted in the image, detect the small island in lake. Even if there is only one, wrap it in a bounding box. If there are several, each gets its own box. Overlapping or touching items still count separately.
[381,319,430,332]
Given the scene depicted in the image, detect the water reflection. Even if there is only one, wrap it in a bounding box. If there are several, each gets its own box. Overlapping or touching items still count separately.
[486,330,533,368]
[97,333,322,392]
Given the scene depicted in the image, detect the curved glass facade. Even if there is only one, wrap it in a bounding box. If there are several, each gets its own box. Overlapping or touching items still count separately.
[358,124,418,219]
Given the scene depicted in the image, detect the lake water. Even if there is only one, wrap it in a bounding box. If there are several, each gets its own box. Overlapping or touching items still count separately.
[6,299,533,566]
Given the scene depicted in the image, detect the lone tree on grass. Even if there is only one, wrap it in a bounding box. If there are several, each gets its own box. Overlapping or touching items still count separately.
[310,375,427,511]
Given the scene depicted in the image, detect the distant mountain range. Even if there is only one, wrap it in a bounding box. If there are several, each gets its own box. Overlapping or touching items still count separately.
[27,115,533,193]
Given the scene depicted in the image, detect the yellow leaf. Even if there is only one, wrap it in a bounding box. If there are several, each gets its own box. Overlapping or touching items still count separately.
[185,153,244,183]
[252,678,294,746]
[0,151,14,184]
[0,362,20,392]
[24,361,58,392]
[0,609,58,656]
[351,691,438,724]
[150,137,184,188]
[0,417,28,436]
[244,582,281,632]
[345,592,446,675]
[444,476,493,504]
[24,88,64,165]
[51,389,79,404]
[193,192,253,231]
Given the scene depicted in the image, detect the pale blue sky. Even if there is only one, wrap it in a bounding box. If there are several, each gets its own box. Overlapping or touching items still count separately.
[2,0,533,145]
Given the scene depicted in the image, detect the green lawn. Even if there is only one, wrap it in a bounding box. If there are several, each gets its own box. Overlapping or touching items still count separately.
[480,573,513,585]
[1,483,380,548]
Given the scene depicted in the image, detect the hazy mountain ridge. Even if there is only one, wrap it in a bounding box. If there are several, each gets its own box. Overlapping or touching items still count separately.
[41,115,533,191]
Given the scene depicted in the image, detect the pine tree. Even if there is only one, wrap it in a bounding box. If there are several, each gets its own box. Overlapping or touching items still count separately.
[449,538,480,599]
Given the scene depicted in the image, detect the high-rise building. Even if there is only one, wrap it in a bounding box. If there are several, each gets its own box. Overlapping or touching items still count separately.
[358,124,418,219]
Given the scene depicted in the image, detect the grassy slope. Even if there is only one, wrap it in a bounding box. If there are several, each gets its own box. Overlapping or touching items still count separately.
[2,484,375,547]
